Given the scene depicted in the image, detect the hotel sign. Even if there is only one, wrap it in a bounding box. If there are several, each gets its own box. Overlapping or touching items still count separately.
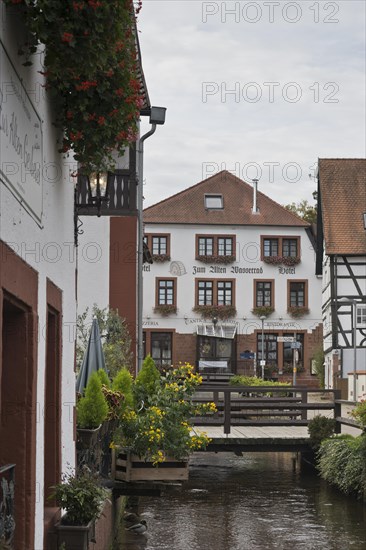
[0,42,43,225]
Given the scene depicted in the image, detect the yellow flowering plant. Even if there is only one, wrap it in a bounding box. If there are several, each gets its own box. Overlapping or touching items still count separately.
[113,358,216,465]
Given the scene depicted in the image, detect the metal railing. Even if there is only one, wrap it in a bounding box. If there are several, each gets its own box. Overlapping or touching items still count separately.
[192,386,342,435]
[0,464,15,548]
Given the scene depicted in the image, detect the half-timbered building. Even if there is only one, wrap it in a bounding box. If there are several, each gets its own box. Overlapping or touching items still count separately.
[316,158,366,400]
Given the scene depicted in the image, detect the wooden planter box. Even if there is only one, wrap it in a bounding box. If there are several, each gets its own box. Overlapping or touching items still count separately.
[56,519,95,550]
[112,448,189,482]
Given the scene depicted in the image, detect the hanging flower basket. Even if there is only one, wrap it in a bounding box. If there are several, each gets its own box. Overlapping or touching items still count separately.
[3,0,143,173]
[111,447,189,482]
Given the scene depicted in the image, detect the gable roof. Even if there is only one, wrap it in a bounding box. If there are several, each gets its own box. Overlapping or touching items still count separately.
[318,159,366,255]
[143,171,309,227]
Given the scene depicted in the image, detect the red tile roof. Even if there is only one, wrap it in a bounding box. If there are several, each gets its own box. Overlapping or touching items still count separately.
[318,159,366,255]
[143,171,309,227]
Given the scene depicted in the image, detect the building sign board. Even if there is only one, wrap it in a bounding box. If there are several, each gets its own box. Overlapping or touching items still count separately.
[291,342,302,349]
[240,351,255,359]
[0,42,43,225]
[277,336,295,342]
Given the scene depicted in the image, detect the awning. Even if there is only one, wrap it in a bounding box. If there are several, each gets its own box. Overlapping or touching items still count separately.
[196,324,237,339]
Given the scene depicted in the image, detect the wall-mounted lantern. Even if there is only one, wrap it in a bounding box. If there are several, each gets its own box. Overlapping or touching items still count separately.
[86,172,109,216]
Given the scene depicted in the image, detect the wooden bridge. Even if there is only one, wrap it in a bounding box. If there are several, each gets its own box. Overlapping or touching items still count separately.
[191,385,360,453]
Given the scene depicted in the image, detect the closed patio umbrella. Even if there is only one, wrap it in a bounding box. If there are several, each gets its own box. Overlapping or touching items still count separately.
[76,316,107,394]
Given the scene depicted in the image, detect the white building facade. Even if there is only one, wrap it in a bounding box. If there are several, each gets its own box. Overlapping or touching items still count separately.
[0,7,77,549]
[143,171,322,383]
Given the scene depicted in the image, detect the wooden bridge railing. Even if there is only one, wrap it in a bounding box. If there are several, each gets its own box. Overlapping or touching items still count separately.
[192,386,342,435]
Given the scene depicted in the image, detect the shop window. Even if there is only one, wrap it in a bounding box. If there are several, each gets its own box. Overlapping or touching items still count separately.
[256,333,278,367]
[151,332,172,368]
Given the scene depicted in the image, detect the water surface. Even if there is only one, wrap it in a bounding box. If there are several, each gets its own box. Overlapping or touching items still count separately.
[117,452,366,550]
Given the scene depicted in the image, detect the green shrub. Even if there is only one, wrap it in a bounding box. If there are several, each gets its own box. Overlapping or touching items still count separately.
[134,355,160,404]
[350,400,366,430]
[112,368,134,410]
[230,375,290,388]
[96,368,111,388]
[308,415,336,449]
[317,435,365,498]
[77,372,108,429]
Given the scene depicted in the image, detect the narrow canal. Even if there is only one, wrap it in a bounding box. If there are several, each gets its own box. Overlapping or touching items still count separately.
[116,452,366,550]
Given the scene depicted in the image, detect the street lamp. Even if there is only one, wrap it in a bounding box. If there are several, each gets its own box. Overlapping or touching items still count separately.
[260,315,266,379]
[137,107,167,373]
[338,298,358,401]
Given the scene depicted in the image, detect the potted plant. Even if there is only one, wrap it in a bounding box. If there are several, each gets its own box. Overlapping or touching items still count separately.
[52,469,107,550]
[111,357,216,482]
[76,372,109,448]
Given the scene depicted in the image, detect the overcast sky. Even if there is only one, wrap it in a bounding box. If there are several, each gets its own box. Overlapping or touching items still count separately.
[138,0,365,209]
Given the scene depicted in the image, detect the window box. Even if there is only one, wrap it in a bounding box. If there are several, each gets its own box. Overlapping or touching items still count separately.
[252,306,275,318]
[153,304,177,316]
[152,254,171,263]
[263,256,300,266]
[196,254,236,264]
[287,306,310,318]
[193,305,237,320]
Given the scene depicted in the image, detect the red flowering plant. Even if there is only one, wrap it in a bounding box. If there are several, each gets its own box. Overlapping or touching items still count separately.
[263,256,300,266]
[3,0,144,173]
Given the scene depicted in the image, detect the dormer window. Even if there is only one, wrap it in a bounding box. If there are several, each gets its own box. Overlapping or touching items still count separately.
[204,194,223,209]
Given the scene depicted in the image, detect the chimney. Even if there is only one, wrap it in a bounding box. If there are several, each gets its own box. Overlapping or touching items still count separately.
[252,178,259,214]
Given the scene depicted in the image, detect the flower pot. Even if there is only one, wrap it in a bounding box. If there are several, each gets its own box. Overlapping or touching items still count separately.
[76,425,101,450]
[56,519,94,550]
[112,448,189,482]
